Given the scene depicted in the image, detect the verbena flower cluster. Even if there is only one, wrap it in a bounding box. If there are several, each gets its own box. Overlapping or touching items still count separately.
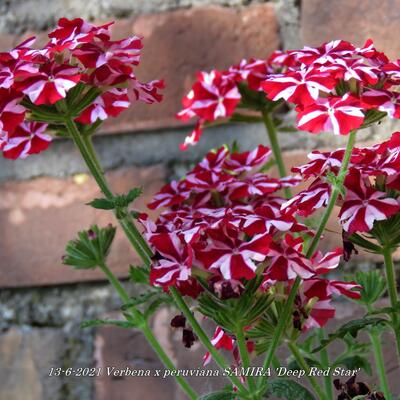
[0,18,163,159]
[178,39,400,148]
[288,133,400,234]
[141,145,362,344]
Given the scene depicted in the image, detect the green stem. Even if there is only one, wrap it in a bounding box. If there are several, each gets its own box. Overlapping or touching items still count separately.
[257,130,357,391]
[261,110,291,198]
[66,119,152,265]
[305,130,357,258]
[98,261,197,400]
[169,287,250,397]
[64,118,197,399]
[258,276,301,389]
[369,327,392,400]
[382,247,400,357]
[317,329,333,400]
[82,134,153,262]
[288,342,328,400]
[236,326,256,393]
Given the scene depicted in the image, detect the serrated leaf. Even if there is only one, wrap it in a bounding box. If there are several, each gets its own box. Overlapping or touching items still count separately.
[63,224,116,269]
[199,390,236,400]
[265,379,315,400]
[87,198,115,210]
[129,265,150,284]
[126,187,143,202]
[312,317,388,353]
[121,292,158,310]
[80,319,137,329]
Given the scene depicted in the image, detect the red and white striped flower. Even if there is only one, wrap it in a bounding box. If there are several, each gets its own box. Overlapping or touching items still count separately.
[149,232,193,287]
[0,89,26,137]
[2,121,51,159]
[197,230,271,280]
[130,78,165,104]
[361,89,400,118]
[262,65,336,106]
[339,171,400,233]
[76,88,130,124]
[224,145,271,173]
[303,299,335,330]
[303,279,361,301]
[177,70,240,122]
[148,180,190,210]
[47,18,112,51]
[297,94,365,135]
[282,179,331,217]
[227,173,281,200]
[263,234,315,281]
[291,40,355,66]
[291,149,345,178]
[203,327,234,366]
[17,63,81,105]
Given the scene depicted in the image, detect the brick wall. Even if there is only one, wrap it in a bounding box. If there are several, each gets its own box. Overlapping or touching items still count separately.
[1,1,400,399]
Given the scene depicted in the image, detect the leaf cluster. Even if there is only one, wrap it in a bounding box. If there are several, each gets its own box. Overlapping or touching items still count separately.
[63,224,116,269]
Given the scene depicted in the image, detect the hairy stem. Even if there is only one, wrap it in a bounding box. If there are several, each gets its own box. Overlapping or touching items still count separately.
[261,110,291,198]
[382,247,400,358]
[288,342,328,400]
[305,130,357,258]
[64,118,197,399]
[257,130,357,391]
[236,326,256,393]
[317,329,333,400]
[369,327,392,400]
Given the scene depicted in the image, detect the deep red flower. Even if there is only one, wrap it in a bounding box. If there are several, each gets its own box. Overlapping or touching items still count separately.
[197,229,271,280]
[2,121,51,159]
[340,171,400,233]
[17,63,81,105]
[76,88,130,124]
[262,65,336,106]
[296,94,364,136]
[263,234,314,281]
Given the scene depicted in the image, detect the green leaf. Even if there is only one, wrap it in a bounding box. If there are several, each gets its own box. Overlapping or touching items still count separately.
[126,187,143,203]
[80,319,137,329]
[121,292,158,310]
[129,265,150,285]
[338,355,372,376]
[353,270,386,306]
[349,233,382,254]
[63,224,116,269]
[312,317,388,353]
[265,379,315,400]
[87,198,115,210]
[199,390,236,400]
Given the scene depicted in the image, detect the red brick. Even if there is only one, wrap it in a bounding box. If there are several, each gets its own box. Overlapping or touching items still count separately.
[0,165,165,288]
[301,0,400,59]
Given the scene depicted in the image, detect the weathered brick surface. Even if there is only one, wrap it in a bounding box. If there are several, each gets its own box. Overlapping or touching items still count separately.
[301,0,400,59]
[0,165,165,288]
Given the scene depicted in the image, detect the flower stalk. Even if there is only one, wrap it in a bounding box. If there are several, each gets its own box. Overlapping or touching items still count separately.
[288,341,328,400]
[382,247,400,358]
[257,130,357,393]
[64,117,198,400]
[261,109,291,199]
